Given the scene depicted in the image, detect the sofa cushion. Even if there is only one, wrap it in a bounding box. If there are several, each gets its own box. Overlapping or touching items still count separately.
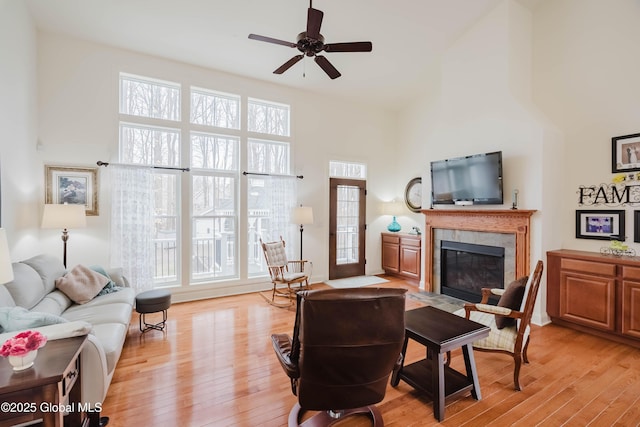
[62,302,133,326]
[5,263,47,309]
[0,286,16,308]
[78,287,135,308]
[30,290,72,316]
[21,254,66,295]
[495,276,528,329]
[0,306,67,333]
[55,265,110,304]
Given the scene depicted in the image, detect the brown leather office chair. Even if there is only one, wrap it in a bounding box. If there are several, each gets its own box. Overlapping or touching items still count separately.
[271,287,407,426]
[454,260,544,391]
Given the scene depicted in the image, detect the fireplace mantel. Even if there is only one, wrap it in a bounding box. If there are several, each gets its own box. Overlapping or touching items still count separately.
[422,209,536,292]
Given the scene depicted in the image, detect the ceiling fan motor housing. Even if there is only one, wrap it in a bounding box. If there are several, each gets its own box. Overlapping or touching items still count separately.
[296,32,324,56]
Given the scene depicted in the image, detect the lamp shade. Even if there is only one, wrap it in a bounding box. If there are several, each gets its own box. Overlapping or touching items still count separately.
[291,206,314,225]
[382,200,404,216]
[41,204,87,229]
[0,228,14,284]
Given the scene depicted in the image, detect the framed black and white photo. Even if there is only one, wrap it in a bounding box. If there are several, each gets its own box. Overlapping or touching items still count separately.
[612,132,640,173]
[45,165,98,216]
[575,209,625,240]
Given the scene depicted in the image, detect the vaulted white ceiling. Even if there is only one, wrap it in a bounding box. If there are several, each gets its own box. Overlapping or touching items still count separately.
[25,0,539,109]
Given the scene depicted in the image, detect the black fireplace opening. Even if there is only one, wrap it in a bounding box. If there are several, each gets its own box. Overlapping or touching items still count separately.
[440,240,505,304]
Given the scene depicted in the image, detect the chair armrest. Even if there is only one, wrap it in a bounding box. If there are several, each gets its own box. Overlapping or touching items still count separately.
[465,302,524,319]
[479,288,504,303]
[271,333,300,380]
[286,260,307,273]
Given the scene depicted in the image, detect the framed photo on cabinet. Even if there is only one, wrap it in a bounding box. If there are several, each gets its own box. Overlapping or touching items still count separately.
[575,209,625,241]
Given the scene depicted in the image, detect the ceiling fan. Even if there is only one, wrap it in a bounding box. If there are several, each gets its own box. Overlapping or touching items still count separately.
[248,1,372,80]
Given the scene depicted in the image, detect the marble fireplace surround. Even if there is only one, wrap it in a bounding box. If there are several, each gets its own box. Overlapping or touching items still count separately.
[422,209,536,293]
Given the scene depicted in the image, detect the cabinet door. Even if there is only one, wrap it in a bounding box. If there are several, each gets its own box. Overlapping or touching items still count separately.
[400,245,420,279]
[382,236,400,273]
[559,271,616,331]
[622,280,640,339]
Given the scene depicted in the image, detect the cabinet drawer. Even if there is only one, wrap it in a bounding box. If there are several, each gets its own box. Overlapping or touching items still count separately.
[560,258,616,276]
[622,266,640,280]
[400,236,420,248]
[382,234,400,244]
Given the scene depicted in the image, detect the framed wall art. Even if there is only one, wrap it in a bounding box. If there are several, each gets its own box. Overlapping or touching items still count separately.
[575,209,625,240]
[45,165,98,216]
[612,132,640,173]
[634,211,640,243]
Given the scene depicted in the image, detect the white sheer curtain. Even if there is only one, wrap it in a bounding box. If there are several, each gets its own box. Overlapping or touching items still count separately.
[264,175,297,259]
[110,164,155,293]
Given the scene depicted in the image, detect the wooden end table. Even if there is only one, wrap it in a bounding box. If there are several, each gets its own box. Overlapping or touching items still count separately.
[0,335,88,427]
[391,306,490,421]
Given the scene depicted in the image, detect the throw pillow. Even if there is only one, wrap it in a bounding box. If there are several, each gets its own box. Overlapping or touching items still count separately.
[0,306,67,333]
[495,276,528,329]
[55,265,110,304]
[89,265,123,297]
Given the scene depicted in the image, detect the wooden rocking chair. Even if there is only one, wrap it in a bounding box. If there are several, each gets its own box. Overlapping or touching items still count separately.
[260,237,310,307]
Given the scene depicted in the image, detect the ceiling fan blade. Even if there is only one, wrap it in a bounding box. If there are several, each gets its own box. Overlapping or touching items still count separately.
[324,41,373,53]
[306,8,324,40]
[314,55,341,79]
[273,55,304,74]
[248,34,296,48]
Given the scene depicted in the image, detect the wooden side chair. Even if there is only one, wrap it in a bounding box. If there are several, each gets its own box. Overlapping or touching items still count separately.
[260,237,310,307]
[454,260,544,391]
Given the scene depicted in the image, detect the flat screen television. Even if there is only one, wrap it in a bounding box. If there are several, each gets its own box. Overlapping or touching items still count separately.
[430,151,503,205]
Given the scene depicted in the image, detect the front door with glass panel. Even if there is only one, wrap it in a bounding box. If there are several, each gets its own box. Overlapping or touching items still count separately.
[329,178,366,279]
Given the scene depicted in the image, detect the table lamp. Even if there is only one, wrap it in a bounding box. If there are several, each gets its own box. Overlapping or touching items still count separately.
[291,206,314,260]
[41,204,87,268]
[383,200,403,232]
[0,228,13,284]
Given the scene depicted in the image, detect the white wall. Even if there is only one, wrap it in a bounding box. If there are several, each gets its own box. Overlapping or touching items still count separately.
[533,0,640,252]
[0,0,42,261]
[35,32,397,293]
[397,0,563,324]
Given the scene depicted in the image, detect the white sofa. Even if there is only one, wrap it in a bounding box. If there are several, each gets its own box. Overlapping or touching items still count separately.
[0,254,135,426]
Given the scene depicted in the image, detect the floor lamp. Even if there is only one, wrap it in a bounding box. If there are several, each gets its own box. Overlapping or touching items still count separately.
[0,228,14,285]
[41,204,87,268]
[291,206,314,260]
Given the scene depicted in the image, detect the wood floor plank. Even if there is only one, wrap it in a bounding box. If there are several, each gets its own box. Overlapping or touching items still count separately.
[100,277,640,426]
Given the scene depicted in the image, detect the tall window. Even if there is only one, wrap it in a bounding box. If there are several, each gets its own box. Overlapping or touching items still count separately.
[189,88,241,282]
[119,73,293,288]
[119,74,181,285]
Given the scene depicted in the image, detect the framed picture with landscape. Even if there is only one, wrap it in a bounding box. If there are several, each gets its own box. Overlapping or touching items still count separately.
[575,209,625,241]
[45,165,98,216]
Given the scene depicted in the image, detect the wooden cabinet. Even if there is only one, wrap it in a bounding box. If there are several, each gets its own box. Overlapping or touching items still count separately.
[547,249,640,348]
[382,233,421,283]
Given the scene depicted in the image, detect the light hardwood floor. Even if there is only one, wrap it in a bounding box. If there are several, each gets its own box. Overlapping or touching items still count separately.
[101,277,640,426]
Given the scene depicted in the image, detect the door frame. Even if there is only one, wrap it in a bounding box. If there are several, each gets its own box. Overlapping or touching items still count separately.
[329,178,366,279]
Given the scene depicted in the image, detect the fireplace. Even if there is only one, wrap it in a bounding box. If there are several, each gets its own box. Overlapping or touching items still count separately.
[422,209,535,293]
[440,240,505,303]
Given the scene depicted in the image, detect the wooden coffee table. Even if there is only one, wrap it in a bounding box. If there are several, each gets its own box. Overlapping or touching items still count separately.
[391,306,490,421]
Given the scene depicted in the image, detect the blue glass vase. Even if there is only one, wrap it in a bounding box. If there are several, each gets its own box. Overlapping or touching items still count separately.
[387,216,401,232]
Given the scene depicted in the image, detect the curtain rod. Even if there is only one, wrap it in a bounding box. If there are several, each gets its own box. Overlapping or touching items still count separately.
[242,171,303,179]
[97,161,190,172]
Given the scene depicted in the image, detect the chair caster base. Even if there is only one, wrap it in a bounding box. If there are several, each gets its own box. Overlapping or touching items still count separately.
[288,402,383,427]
